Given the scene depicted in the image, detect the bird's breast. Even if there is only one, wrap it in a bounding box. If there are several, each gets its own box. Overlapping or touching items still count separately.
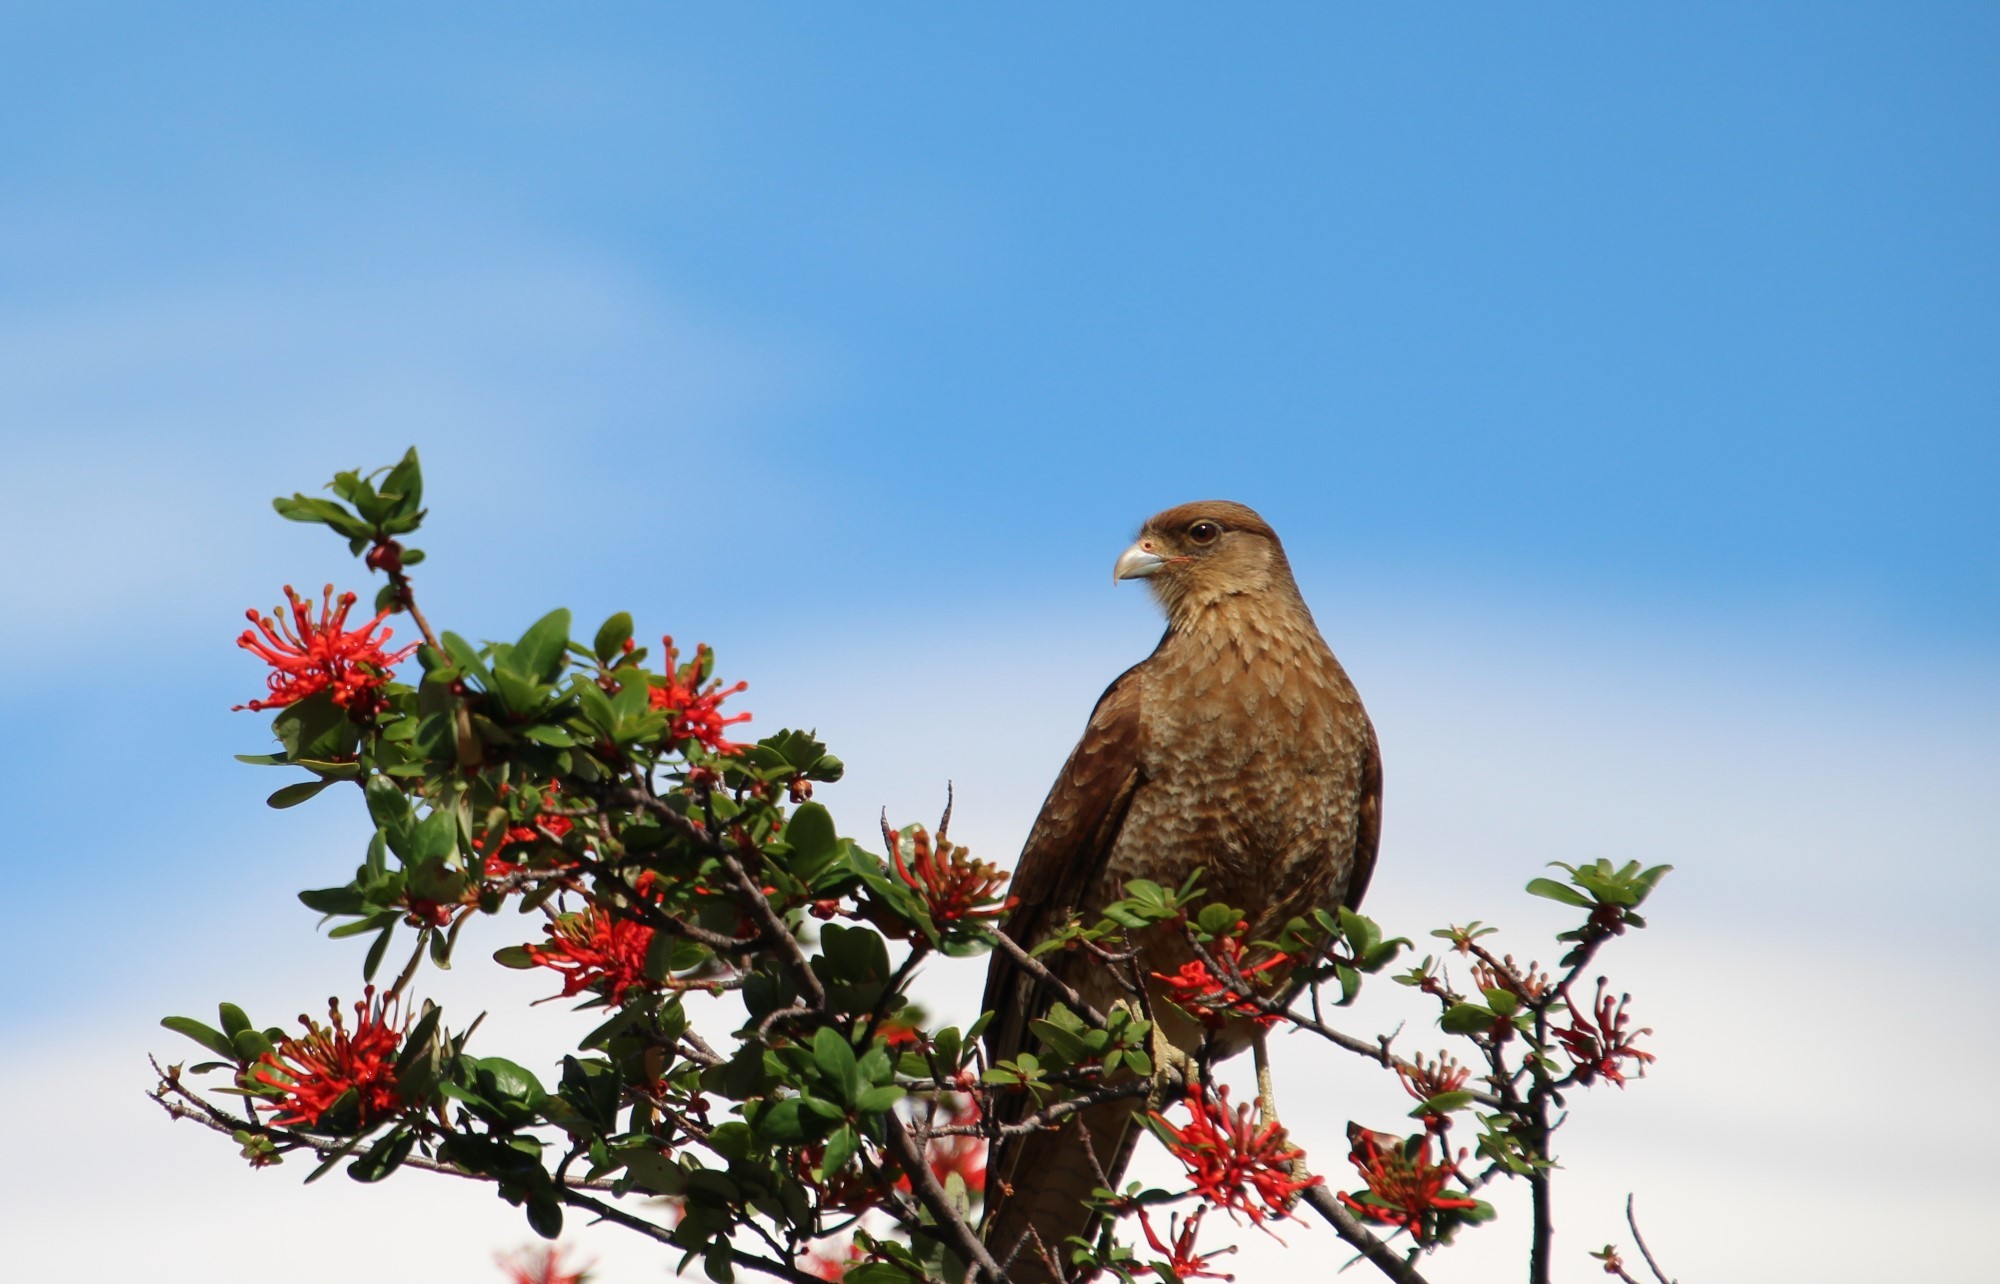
[1102,613,1371,931]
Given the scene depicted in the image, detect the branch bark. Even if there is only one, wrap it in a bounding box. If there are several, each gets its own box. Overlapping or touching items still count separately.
[882,1111,1012,1283]
[1299,1184,1434,1284]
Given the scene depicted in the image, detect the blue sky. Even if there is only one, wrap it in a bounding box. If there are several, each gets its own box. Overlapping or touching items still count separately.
[2,7,1996,1282]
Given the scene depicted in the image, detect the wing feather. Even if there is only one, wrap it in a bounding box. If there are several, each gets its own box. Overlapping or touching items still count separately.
[981,661,1148,1080]
[1341,722,1384,911]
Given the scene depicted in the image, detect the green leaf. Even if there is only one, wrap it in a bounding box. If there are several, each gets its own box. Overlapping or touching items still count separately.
[474,1058,546,1105]
[379,447,424,520]
[329,910,398,939]
[272,690,360,761]
[298,886,367,915]
[1440,1003,1497,1036]
[493,944,540,970]
[439,632,493,691]
[272,494,371,539]
[854,1084,904,1114]
[1525,877,1593,908]
[822,1124,858,1177]
[812,1026,859,1102]
[1410,1090,1478,1117]
[218,1003,253,1041]
[348,1128,416,1182]
[786,802,838,865]
[267,778,335,809]
[365,776,413,830]
[758,1098,812,1144]
[407,808,459,865]
[362,922,395,981]
[526,1195,563,1240]
[593,612,634,666]
[511,609,573,684]
[1028,1018,1093,1066]
[161,1016,238,1061]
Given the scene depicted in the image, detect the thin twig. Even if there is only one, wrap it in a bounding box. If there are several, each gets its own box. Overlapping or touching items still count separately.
[989,929,1110,1029]
[562,1187,826,1284]
[152,1093,622,1191]
[926,1080,1153,1138]
[1627,1194,1676,1284]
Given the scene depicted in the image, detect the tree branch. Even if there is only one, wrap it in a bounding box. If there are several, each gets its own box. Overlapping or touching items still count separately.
[1627,1193,1676,1284]
[882,1111,1011,1283]
[989,928,1109,1029]
[1298,1184,1434,1284]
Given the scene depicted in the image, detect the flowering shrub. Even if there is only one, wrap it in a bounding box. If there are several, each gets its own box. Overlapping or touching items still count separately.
[153,451,1676,1284]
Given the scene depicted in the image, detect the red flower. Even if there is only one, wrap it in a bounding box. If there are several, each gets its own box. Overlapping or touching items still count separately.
[926,1094,987,1195]
[800,1240,864,1281]
[1136,1206,1237,1281]
[886,1095,988,1198]
[253,987,404,1129]
[235,584,419,715]
[878,1013,924,1047]
[648,636,751,753]
[1153,933,1288,1029]
[495,1243,592,1284]
[890,825,1016,926]
[526,890,657,1005]
[1337,1126,1480,1242]
[1471,954,1551,1003]
[1151,1086,1319,1225]
[1553,978,1655,1087]
[1395,1051,1470,1106]
[480,782,576,878]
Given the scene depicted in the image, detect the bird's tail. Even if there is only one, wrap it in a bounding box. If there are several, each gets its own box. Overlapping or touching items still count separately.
[981,1094,1144,1283]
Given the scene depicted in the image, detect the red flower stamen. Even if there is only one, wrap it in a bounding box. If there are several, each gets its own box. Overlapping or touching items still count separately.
[1553,978,1655,1087]
[1136,1206,1237,1281]
[647,636,751,754]
[253,987,405,1129]
[479,782,576,879]
[1395,1051,1470,1105]
[1337,1126,1480,1243]
[799,1240,864,1281]
[890,825,1017,926]
[1153,932,1288,1028]
[525,875,660,1004]
[235,584,418,716]
[1151,1086,1319,1225]
[495,1243,593,1284]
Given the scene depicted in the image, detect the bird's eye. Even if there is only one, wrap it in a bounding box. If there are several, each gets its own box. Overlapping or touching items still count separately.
[1187,521,1222,544]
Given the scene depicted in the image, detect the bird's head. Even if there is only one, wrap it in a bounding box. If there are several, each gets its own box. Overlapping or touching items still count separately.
[1113,500,1300,623]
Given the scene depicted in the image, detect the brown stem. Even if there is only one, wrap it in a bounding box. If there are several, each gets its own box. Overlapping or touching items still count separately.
[1528,1104,1554,1284]
[151,1090,620,1190]
[925,1079,1153,1138]
[989,929,1109,1029]
[882,1112,1010,1282]
[1298,1184,1434,1284]
[1626,1194,1676,1284]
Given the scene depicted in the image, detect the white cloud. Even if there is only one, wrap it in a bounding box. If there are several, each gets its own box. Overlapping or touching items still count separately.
[3,600,1993,1281]
[0,246,824,665]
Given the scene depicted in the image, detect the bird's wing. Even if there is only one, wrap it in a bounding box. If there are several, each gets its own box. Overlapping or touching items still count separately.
[1341,720,1384,911]
[981,660,1148,1079]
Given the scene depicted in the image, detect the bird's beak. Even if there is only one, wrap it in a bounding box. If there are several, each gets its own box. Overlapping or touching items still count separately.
[1114,541,1168,582]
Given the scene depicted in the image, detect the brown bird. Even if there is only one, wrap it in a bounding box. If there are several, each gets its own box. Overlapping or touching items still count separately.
[980,501,1381,1281]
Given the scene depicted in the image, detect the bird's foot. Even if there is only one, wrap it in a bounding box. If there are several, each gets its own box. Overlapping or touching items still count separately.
[1252,1028,1311,1186]
[1143,1015,1195,1109]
